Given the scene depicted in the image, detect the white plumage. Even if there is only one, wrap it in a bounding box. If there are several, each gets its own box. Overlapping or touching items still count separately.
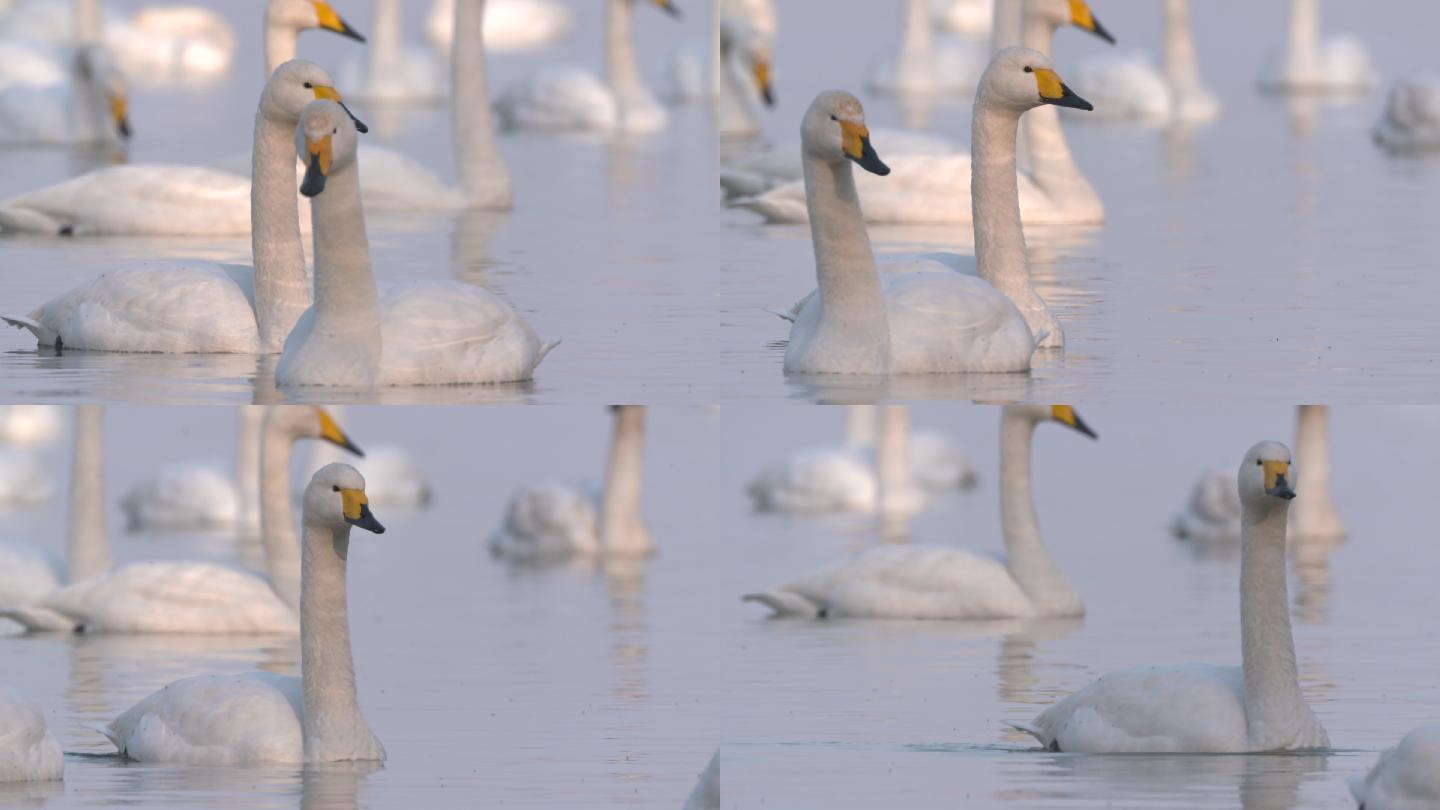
[719,129,956,199]
[1258,0,1375,95]
[426,0,573,53]
[0,406,64,446]
[1374,78,1440,154]
[1170,470,1240,545]
[0,684,63,783]
[0,540,59,605]
[119,462,240,532]
[1349,725,1440,810]
[0,450,54,506]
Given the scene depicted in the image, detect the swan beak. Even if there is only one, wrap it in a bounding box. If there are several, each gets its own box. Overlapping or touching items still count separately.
[300,134,332,198]
[840,120,889,176]
[1263,461,1296,500]
[1034,68,1093,112]
[314,1,366,42]
[317,408,364,457]
[753,59,774,107]
[1051,405,1098,439]
[1069,0,1115,44]
[341,489,385,534]
[653,0,682,18]
[311,85,369,134]
[110,96,131,139]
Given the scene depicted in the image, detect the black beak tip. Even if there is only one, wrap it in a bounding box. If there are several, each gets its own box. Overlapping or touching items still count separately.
[341,23,367,43]
[348,504,386,534]
[1091,17,1116,45]
[117,119,131,139]
[300,158,327,198]
[761,87,775,107]
[662,2,681,18]
[342,439,365,458]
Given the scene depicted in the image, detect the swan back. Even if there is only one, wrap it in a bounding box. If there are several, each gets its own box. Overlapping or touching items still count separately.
[0,684,64,782]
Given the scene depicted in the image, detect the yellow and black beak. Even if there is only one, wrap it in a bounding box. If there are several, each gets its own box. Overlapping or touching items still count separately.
[840,120,888,176]
[311,84,368,134]
[653,0,682,17]
[300,133,332,198]
[341,488,385,533]
[313,1,366,42]
[753,58,774,107]
[1033,67,1093,112]
[317,408,364,457]
[111,95,131,139]
[1069,0,1115,44]
[1051,405,1098,439]
[1262,460,1296,500]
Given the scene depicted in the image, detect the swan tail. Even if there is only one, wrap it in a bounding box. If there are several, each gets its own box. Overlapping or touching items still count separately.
[1007,721,1053,748]
[764,308,796,324]
[94,722,123,752]
[742,591,822,617]
[0,205,66,236]
[534,339,562,368]
[1,315,53,346]
[0,606,80,633]
[1030,329,1051,351]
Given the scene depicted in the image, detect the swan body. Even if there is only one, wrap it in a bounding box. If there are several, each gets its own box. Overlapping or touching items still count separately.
[0,685,63,782]
[426,0,573,53]
[336,0,443,105]
[0,406,63,445]
[0,44,129,146]
[1349,725,1440,810]
[0,450,54,505]
[1170,470,1240,544]
[0,540,58,605]
[683,751,720,810]
[719,128,955,199]
[107,6,235,86]
[1073,0,1219,124]
[0,166,252,236]
[347,446,431,508]
[1018,441,1329,753]
[1374,78,1440,154]
[747,406,1095,619]
[747,446,877,514]
[1258,0,1375,94]
[119,462,240,532]
[936,0,992,38]
[106,464,387,765]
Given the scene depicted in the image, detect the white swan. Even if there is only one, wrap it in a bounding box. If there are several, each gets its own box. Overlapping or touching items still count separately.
[1170,469,1240,545]
[104,463,386,765]
[0,42,129,146]
[1258,0,1375,95]
[1349,725,1440,810]
[732,0,1112,226]
[106,5,236,86]
[305,407,432,508]
[716,18,773,139]
[867,0,985,96]
[0,405,63,446]
[936,0,993,38]
[277,99,551,387]
[1373,78,1440,154]
[1,61,344,354]
[0,405,363,634]
[0,684,63,782]
[719,128,956,199]
[1015,441,1330,753]
[1074,0,1219,124]
[491,405,652,562]
[1290,404,1344,542]
[745,405,1096,619]
[336,0,443,106]
[118,407,265,533]
[683,750,719,810]
[428,0,573,54]
[494,0,680,134]
[0,450,53,506]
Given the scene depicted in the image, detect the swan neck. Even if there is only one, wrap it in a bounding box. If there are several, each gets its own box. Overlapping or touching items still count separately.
[1240,500,1305,746]
[901,0,934,55]
[802,153,890,349]
[67,405,110,582]
[1285,0,1320,70]
[606,0,652,106]
[453,0,511,205]
[876,406,912,518]
[1017,9,1096,211]
[237,406,264,538]
[73,0,102,43]
[259,414,302,613]
[370,0,402,71]
[1163,0,1203,91]
[601,406,651,555]
[990,0,1024,53]
[264,12,298,77]
[252,101,311,353]
[999,413,1077,612]
[971,101,1031,300]
[708,0,722,98]
[1292,405,1338,533]
[308,162,383,377]
[300,520,373,761]
[844,405,878,446]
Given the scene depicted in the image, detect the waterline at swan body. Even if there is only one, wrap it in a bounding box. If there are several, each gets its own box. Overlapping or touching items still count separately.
[105,464,386,765]
[0,684,63,783]
[745,406,1095,619]
[1257,0,1375,94]
[1015,442,1330,753]
[1349,725,1440,810]
[1374,78,1440,154]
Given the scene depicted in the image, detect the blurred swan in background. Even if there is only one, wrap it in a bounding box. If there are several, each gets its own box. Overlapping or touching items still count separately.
[0,450,55,507]
[0,406,63,446]
[867,0,984,96]
[1373,77,1440,154]
[0,42,129,146]
[0,684,63,782]
[306,407,432,508]
[715,18,773,139]
[935,0,992,38]
[426,0,572,53]
[1074,0,1219,124]
[1258,0,1375,94]
[745,406,1095,619]
[1170,468,1240,545]
[119,407,264,533]
[666,0,775,104]
[1350,725,1440,810]
[337,0,443,106]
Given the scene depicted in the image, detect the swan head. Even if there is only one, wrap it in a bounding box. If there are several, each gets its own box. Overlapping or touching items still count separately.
[75,46,130,140]
[267,0,366,42]
[306,463,385,535]
[1004,405,1098,439]
[981,48,1093,114]
[1239,441,1296,509]
[264,60,367,133]
[721,20,774,107]
[266,405,364,457]
[801,90,889,176]
[295,99,361,198]
[1029,0,1115,44]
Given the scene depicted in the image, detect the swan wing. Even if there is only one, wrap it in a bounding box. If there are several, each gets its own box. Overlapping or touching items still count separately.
[746,446,876,513]
[0,684,64,781]
[1349,725,1440,808]
[379,281,548,386]
[1170,470,1242,544]
[43,562,297,634]
[1074,52,1173,122]
[119,461,239,531]
[490,483,599,560]
[0,41,66,91]
[494,66,617,132]
[107,672,303,764]
[880,261,1036,373]
[0,165,251,236]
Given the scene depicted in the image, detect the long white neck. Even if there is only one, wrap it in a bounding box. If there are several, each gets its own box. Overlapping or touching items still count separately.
[970,95,1032,304]
[369,0,402,80]
[73,0,102,43]
[606,0,656,113]
[1283,0,1320,78]
[308,159,384,384]
[802,151,892,363]
[844,404,877,446]
[901,0,934,61]
[1019,7,1101,217]
[1163,0,1203,94]
[998,412,1081,615]
[1291,405,1341,538]
[67,405,110,582]
[300,519,379,762]
[237,406,264,538]
[259,416,302,613]
[1239,497,1307,748]
[990,0,1023,54]
[251,100,312,353]
[453,0,512,207]
[600,406,651,555]
[876,405,912,519]
[264,12,300,77]
[707,0,722,99]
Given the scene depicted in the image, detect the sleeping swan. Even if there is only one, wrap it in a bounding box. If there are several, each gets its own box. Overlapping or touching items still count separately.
[1014,441,1330,753]
[104,464,386,765]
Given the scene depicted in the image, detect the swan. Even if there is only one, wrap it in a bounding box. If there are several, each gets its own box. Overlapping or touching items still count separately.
[0,405,363,634]
[1170,469,1240,545]
[305,408,432,508]
[490,405,652,562]
[683,751,719,810]
[276,99,552,387]
[666,0,774,104]
[715,18,773,139]
[336,0,443,106]
[1,61,345,351]
[0,684,63,782]
[719,128,956,199]
[0,405,63,445]
[867,0,985,96]
[1289,405,1344,542]
[0,450,53,506]
[745,405,1096,619]
[1014,441,1330,753]
[0,42,129,146]
[494,0,680,134]
[1258,0,1375,95]
[1074,0,1219,124]
[1373,78,1440,154]
[732,0,1112,226]
[0,539,58,605]
[1349,725,1440,810]
[104,463,386,765]
[426,0,573,53]
[118,407,265,533]
[937,0,993,38]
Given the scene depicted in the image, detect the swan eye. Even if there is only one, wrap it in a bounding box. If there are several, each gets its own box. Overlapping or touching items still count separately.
[333,127,339,134]
[829,115,837,122]
[1023,66,1033,73]
[304,82,313,88]
[332,485,340,492]
[1256,460,1263,466]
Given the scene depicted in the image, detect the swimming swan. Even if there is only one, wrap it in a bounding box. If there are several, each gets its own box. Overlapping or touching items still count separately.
[1257,0,1375,95]
[491,405,652,561]
[276,99,553,387]
[1349,725,1440,810]
[104,463,386,765]
[1373,77,1440,154]
[1074,0,1219,124]
[426,0,574,54]
[118,407,264,533]
[1014,441,1330,752]
[0,405,362,634]
[1,62,353,352]
[745,405,1096,619]
[716,18,774,139]
[0,42,129,146]
[732,0,1112,225]
[337,0,443,106]
[866,0,985,96]
[0,684,63,782]
[494,0,680,134]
